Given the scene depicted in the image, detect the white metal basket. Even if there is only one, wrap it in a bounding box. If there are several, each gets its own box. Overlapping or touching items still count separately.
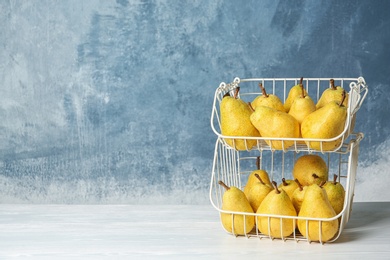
[209,77,368,244]
[210,133,362,243]
[210,77,368,153]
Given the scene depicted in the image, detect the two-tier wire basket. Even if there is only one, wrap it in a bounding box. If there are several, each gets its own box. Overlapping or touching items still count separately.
[209,77,368,244]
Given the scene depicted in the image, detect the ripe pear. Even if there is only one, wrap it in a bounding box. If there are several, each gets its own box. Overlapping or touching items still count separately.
[292,154,328,186]
[278,178,299,200]
[316,79,349,109]
[246,174,273,212]
[244,157,271,197]
[284,77,308,112]
[288,83,316,125]
[218,181,255,235]
[298,182,339,243]
[250,105,300,150]
[220,87,261,150]
[291,179,307,213]
[323,174,345,216]
[256,181,297,238]
[252,83,285,112]
[301,91,348,151]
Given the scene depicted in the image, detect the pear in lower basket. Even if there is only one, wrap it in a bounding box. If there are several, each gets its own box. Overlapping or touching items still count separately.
[323,174,345,217]
[218,181,255,235]
[297,182,339,242]
[246,174,273,212]
[256,181,297,238]
[291,179,307,214]
[292,154,328,186]
[278,178,299,200]
[220,87,260,150]
[243,156,271,197]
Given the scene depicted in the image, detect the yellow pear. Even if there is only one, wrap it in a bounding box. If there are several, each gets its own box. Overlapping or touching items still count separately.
[298,182,339,243]
[256,181,297,238]
[220,87,261,150]
[301,91,348,151]
[284,77,308,112]
[316,79,349,109]
[243,156,271,196]
[323,174,345,217]
[250,105,300,150]
[291,179,307,214]
[218,181,255,235]
[252,83,285,112]
[246,174,273,212]
[278,178,299,200]
[292,154,328,186]
[288,83,316,125]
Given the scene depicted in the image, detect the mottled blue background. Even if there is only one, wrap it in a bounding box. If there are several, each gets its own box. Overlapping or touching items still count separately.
[1,0,389,203]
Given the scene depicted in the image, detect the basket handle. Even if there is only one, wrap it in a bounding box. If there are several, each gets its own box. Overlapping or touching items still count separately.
[349,77,368,115]
[217,78,241,96]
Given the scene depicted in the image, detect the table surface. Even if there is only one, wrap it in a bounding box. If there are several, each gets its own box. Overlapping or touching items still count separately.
[0,202,389,259]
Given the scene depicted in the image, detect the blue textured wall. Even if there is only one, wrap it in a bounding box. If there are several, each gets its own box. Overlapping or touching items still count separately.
[1,0,389,203]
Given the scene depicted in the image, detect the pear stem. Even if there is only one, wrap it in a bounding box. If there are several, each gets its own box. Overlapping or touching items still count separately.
[339,90,347,107]
[295,179,303,191]
[218,180,230,191]
[299,77,303,85]
[259,83,269,98]
[223,92,230,98]
[312,173,319,179]
[333,174,338,185]
[254,174,265,185]
[272,181,281,194]
[256,156,260,170]
[319,180,327,188]
[282,178,288,186]
[330,79,336,90]
[248,102,255,112]
[233,87,240,99]
[300,83,305,98]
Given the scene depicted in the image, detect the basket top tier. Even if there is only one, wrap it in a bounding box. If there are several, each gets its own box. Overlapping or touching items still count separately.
[210,77,368,153]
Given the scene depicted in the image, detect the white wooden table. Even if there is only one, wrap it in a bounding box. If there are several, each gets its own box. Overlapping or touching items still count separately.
[0,202,389,259]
